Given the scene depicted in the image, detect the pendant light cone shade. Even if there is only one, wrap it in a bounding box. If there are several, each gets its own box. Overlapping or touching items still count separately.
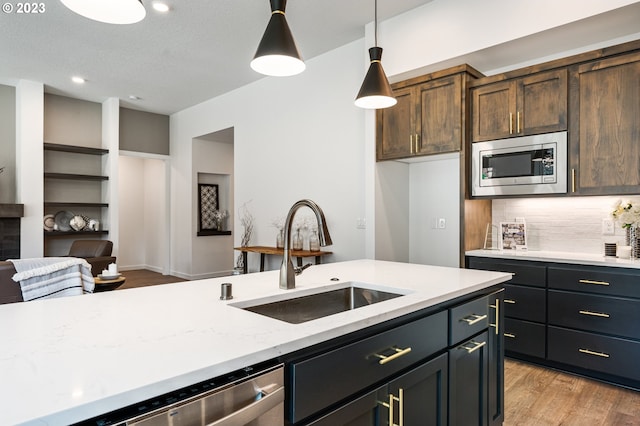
[251,0,305,77]
[355,47,397,109]
[61,0,146,24]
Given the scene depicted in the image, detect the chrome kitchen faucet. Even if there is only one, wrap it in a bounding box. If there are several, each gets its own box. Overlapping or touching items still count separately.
[280,199,333,289]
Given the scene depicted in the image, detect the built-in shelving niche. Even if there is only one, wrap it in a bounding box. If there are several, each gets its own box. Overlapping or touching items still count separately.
[196,172,231,237]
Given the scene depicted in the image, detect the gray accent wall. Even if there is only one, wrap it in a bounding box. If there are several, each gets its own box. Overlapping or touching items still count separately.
[44,94,102,147]
[0,84,16,203]
[119,107,169,155]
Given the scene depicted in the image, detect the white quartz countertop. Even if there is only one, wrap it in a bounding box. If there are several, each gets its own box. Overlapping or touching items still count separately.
[0,259,510,425]
[466,249,640,269]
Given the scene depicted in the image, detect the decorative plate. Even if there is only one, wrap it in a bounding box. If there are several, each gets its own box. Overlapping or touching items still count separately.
[43,214,55,231]
[54,210,74,232]
[70,215,87,231]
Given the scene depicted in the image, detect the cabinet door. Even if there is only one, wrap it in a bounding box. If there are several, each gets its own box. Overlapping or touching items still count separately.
[471,81,515,142]
[516,69,567,136]
[417,74,463,155]
[487,290,504,426]
[376,86,415,160]
[387,352,448,426]
[306,386,386,426]
[569,51,640,195]
[449,331,489,426]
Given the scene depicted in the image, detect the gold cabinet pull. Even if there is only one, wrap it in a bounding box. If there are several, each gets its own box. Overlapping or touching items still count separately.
[579,310,610,318]
[504,299,516,304]
[504,333,516,339]
[516,111,521,133]
[579,279,610,286]
[410,135,414,154]
[415,134,420,153]
[571,168,576,193]
[380,388,403,426]
[461,313,487,325]
[375,346,412,365]
[489,299,500,335]
[460,340,487,354]
[509,112,514,134]
[579,348,610,358]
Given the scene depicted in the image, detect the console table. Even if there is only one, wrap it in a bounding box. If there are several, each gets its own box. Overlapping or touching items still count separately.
[234,246,333,274]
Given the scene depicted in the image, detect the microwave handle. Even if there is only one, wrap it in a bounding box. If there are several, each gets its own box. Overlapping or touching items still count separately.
[207,385,284,426]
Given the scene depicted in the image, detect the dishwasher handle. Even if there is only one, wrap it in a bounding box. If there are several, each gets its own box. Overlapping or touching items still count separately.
[207,385,285,426]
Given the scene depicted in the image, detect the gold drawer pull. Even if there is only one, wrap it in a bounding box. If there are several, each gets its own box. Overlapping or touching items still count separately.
[375,347,412,365]
[579,310,610,318]
[579,348,610,358]
[460,340,487,354]
[579,279,610,286]
[504,333,516,338]
[504,299,516,304]
[461,314,488,325]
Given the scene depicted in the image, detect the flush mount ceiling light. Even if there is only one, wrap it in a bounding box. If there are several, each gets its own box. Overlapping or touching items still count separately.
[71,76,86,84]
[60,0,146,24]
[355,0,397,109]
[251,0,305,77]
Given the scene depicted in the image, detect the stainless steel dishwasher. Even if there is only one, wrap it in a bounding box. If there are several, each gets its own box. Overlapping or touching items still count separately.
[76,362,284,426]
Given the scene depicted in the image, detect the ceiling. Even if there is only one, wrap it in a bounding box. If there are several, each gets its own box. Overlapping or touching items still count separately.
[0,0,433,115]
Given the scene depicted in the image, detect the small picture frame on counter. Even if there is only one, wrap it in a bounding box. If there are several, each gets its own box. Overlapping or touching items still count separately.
[499,221,527,250]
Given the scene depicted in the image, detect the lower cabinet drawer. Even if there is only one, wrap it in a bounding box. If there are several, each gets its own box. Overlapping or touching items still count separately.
[548,326,640,382]
[548,290,640,340]
[504,284,546,322]
[288,311,448,424]
[504,318,545,358]
[450,295,489,345]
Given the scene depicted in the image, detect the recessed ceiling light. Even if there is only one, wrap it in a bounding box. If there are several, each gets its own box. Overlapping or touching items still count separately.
[152,2,170,13]
[128,95,141,100]
[61,0,146,24]
[71,76,86,84]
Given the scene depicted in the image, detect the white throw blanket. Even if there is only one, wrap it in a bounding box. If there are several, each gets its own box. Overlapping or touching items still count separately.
[9,257,95,301]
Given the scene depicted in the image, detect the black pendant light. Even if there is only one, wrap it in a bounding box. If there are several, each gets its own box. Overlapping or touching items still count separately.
[355,0,397,109]
[61,0,146,24]
[251,0,305,77]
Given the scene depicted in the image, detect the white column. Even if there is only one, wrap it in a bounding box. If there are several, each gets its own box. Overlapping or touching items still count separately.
[102,97,119,257]
[16,80,44,258]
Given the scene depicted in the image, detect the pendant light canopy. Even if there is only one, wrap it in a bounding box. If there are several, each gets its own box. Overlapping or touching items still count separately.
[355,0,397,109]
[60,0,146,24]
[251,0,305,77]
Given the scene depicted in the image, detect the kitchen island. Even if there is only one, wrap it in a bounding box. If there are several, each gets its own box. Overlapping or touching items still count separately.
[0,259,510,425]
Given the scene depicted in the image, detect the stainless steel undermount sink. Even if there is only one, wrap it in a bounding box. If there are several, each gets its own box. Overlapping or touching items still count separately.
[231,282,406,324]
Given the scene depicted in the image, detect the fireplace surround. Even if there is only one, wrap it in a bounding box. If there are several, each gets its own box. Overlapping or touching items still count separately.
[0,204,23,260]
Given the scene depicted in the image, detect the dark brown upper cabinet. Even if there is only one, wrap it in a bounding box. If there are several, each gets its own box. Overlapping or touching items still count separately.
[569,51,640,195]
[470,69,568,142]
[376,65,482,161]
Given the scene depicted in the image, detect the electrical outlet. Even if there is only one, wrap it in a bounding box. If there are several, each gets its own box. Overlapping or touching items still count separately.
[438,218,446,229]
[602,218,615,235]
[356,218,366,229]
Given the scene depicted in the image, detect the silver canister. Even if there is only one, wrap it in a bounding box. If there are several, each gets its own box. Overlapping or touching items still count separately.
[220,282,233,300]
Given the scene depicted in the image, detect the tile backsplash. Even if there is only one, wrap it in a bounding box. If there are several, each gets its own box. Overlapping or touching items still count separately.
[492,196,640,254]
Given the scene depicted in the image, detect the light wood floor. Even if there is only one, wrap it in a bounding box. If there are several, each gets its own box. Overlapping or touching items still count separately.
[504,358,640,425]
[110,270,640,425]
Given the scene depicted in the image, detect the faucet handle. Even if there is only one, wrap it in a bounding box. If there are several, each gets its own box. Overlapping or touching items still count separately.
[294,263,313,276]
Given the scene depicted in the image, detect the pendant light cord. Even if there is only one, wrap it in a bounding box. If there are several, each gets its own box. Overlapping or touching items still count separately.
[374,0,378,47]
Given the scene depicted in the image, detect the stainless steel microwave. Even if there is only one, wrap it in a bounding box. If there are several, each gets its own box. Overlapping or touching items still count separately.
[471,131,567,196]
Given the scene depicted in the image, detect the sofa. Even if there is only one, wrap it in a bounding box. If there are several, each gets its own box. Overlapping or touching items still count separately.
[0,240,116,305]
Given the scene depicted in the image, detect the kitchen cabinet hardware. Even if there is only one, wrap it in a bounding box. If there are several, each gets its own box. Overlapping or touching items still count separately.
[579,310,610,318]
[571,169,576,193]
[380,388,403,426]
[462,313,488,325]
[375,346,413,365]
[504,299,516,304]
[579,279,610,286]
[504,333,516,339]
[460,340,487,354]
[490,300,500,335]
[579,348,610,358]
[517,111,521,134]
[509,112,514,134]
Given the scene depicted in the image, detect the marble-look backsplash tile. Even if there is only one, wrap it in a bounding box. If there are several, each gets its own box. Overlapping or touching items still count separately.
[492,196,640,254]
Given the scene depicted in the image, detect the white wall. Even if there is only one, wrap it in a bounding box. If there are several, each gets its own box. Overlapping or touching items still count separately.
[118,155,168,272]
[171,40,367,277]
